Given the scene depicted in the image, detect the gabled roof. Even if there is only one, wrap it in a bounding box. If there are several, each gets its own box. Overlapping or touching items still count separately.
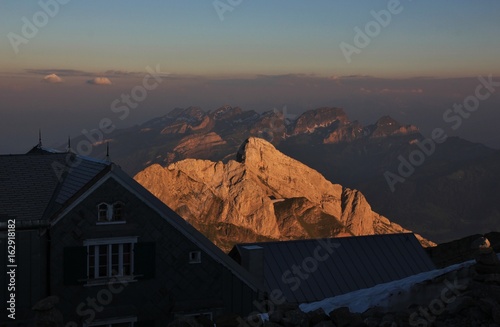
[1,146,262,292]
[230,233,436,304]
[51,164,263,293]
[0,147,109,223]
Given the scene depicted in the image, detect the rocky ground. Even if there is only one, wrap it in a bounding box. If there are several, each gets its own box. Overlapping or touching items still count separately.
[174,266,500,327]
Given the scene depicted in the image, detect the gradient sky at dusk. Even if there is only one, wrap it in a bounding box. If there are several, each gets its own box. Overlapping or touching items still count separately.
[1,0,500,153]
[2,0,500,77]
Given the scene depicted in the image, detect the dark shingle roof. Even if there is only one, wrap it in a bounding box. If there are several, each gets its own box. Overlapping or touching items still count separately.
[230,233,436,304]
[0,148,109,222]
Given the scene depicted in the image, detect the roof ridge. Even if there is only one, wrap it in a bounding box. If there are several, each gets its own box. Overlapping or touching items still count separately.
[235,232,416,247]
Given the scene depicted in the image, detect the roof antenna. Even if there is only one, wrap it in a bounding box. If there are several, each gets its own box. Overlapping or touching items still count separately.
[38,129,43,148]
[67,136,72,152]
[105,142,110,162]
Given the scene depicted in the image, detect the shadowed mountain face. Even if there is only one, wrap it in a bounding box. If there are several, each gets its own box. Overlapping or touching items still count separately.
[134,137,433,252]
[74,106,500,243]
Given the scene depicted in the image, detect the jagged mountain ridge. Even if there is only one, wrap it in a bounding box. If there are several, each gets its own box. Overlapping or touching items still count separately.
[78,105,421,174]
[72,105,500,243]
[134,137,434,252]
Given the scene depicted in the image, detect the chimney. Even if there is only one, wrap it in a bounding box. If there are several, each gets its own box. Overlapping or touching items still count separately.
[239,245,264,288]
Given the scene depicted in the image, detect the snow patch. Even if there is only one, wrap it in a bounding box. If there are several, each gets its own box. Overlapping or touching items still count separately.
[299,259,479,314]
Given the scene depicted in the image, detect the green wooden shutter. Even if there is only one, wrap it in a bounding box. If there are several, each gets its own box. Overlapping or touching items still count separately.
[63,246,87,285]
[134,242,156,279]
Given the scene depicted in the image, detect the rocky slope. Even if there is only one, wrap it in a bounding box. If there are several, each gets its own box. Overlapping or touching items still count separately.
[427,231,500,268]
[67,105,500,243]
[134,137,433,252]
[76,106,421,176]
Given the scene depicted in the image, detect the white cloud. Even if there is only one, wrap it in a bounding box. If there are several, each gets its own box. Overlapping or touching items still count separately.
[87,77,112,85]
[42,74,63,83]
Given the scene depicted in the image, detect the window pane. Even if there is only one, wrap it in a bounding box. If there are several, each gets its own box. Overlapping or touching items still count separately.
[98,245,108,277]
[112,260,119,275]
[123,253,130,264]
[87,242,135,279]
[123,243,132,275]
[98,204,108,221]
[111,244,119,275]
[123,264,131,276]
[123,244,131,263]
[113,203,123,221]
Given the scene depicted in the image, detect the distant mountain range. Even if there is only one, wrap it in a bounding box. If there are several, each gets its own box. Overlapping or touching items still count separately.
[70,105,500,243]
[134,137,434,252]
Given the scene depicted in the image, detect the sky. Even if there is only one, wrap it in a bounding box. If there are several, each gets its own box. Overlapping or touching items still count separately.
[1,0,500,153]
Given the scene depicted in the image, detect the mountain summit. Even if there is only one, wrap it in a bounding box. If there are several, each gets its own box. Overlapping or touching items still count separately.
[134,137,433,252]
[68,105,497,243]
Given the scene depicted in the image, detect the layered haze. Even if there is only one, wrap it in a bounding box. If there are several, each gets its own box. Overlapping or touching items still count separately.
[1,1,500,153]
[2,73,500,154]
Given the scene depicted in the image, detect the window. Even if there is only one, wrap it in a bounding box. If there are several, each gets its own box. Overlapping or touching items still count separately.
[113,202,123,220]
[98,203,109,221]
[189,251,201,264]
[63,240,155,286]
[84,237,137,279]
[97,202,124,223]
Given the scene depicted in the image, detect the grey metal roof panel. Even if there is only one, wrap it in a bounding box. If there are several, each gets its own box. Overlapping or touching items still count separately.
[55,157,109,204]
[233,233,436,304]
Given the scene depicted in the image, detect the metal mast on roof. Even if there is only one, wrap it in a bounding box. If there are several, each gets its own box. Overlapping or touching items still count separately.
[38,129,42,148]
[67,136,72,153]
[105,142,110,162]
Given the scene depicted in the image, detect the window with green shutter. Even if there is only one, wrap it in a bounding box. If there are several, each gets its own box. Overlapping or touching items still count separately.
[133,242,156,279]
[63,246,87,285]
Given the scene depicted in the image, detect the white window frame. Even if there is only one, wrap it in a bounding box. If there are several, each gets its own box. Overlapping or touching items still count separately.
[84,237,137,281]
[86,316,137,327]
[112,201,124,221]
[97,203,110,222]
[96,202,126,225]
